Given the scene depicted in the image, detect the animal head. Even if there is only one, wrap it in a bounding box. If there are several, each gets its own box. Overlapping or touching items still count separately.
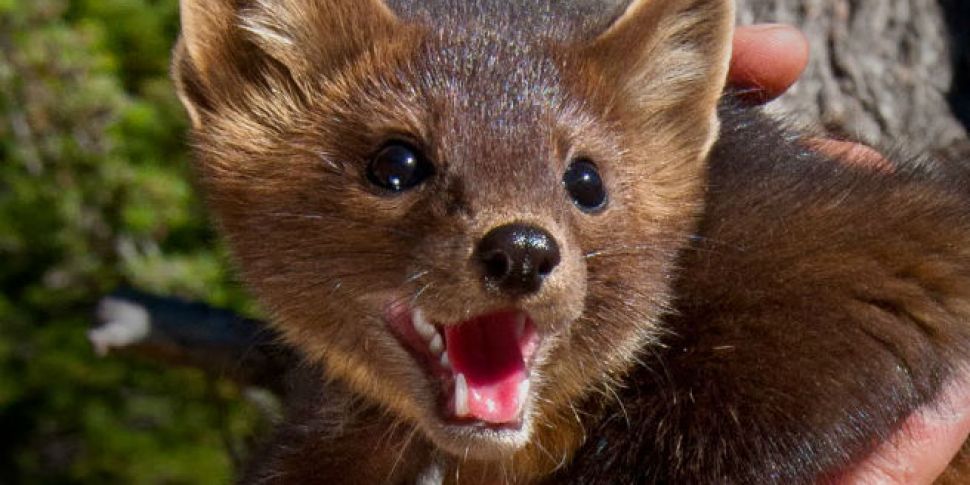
[173,0,733,463]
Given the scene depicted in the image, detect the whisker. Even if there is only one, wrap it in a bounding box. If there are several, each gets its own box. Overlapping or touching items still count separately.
[686,233,744,251]
[568,400,587,443]
[583,232,743,260]
[532,435,559,468]
[410,282,434,308]
[605,384,631,429]
[376,415,404,452]
[583,242,673,260]
[266,211,476,255]
[268,211,419,239]
[386,422,419,481]
[404,269,430,285]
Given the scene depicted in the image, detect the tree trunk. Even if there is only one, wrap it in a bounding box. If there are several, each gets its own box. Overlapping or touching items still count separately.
[739,0,968,157]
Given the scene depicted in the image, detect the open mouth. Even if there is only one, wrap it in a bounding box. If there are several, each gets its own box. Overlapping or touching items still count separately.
[387,305,541,426]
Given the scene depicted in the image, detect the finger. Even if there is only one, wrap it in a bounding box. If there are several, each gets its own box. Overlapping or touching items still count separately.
[806,139,894,172]
[729,24,809,103]
[838,377,970,484]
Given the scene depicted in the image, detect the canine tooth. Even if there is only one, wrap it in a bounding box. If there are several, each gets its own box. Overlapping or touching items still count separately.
[455,373,470,417]
[440,353,451,369]
[413,308,437,341]
[517,378,531,414]
[429,333,444,355]
[515,313,526,339]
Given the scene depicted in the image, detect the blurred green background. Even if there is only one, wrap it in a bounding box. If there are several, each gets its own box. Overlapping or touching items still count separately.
[0,0,264,482]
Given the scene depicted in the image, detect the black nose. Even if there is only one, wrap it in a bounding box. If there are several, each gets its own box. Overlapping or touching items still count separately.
[476,223,561,297]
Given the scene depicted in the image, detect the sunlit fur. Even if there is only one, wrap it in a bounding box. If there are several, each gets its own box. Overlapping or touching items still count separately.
[173,0,970,484]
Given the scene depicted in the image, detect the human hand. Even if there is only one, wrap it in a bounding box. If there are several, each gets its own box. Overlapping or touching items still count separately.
[729,25,884,169]
[729,24,809,103]
[834,378,970,484]
[729,24,970,484]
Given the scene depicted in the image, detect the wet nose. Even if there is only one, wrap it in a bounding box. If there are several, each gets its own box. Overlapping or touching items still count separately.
[476,223,561,297]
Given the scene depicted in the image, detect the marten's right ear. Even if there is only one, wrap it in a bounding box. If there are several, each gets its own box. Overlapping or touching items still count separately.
[173,0,400,128]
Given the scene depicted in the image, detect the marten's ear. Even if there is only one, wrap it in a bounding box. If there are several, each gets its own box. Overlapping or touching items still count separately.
[172,0,400,128]
[581,0,734,158]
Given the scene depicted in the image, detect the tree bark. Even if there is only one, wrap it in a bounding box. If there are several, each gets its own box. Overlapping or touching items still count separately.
[739,0,969,157]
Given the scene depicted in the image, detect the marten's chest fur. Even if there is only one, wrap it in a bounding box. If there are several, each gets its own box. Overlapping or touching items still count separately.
[171,0,970,483]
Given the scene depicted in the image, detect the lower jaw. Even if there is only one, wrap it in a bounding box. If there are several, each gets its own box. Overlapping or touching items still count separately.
[422,417,535,460]
[418,412,583,483]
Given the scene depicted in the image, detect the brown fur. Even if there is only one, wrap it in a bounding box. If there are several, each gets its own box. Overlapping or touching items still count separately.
[171,0,970,483]
[549,101,970,483]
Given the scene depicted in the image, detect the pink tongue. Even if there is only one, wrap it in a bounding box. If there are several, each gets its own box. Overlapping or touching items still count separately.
[445,312,527,424]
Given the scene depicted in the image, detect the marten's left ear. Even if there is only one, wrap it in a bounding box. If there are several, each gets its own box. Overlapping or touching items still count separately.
[581,0,734,159]
[173,0,401,129]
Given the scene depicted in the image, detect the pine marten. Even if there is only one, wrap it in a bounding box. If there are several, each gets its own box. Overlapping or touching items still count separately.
[170,0,970,483]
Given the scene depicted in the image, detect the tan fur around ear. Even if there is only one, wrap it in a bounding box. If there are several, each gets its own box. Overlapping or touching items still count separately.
[582,0,735,157]
[239,0,399,79]
[172,0,400,128]
[178,0,237,82]
[173,0,239,128]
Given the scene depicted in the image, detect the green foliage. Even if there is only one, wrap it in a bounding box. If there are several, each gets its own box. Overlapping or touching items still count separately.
[0,0,262,482]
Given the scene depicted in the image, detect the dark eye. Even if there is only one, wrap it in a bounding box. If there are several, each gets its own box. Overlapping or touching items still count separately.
[366,142,433,192]
[563,158,607,212]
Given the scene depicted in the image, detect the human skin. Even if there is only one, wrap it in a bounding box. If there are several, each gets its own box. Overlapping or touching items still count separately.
[730,24,970,485]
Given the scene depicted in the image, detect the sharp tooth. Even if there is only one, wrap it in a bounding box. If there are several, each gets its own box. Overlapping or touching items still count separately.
[429,333,444,355]
[515,313,526,339]
[455,373,469,417]
[440,352,451,369]
[517,378,531,415]
[412,308,437,341]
